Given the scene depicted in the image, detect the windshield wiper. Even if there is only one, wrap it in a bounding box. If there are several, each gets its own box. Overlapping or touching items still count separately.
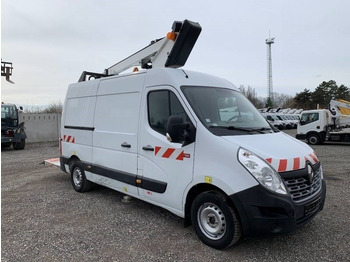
[251,127,274,133]
[209,125,256,133]
[209,126,272,134]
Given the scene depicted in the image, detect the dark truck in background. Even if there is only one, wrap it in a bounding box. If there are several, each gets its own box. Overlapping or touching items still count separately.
[1,103,26,150]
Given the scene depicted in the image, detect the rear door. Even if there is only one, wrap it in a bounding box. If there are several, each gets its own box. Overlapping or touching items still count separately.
[138,86,196,213]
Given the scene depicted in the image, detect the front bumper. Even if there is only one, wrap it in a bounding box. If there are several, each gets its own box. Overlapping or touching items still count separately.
[2,137,14,144]
[1,136,21,144]
[296,134,307,140]
[229,180,326,237]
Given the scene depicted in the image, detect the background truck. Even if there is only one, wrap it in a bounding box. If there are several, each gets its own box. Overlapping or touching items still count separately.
[296,99,350,144]
[1,103,26,150]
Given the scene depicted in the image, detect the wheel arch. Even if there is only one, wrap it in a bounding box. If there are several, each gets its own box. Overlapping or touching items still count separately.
[184,183,237,228]
[68,155,81,172]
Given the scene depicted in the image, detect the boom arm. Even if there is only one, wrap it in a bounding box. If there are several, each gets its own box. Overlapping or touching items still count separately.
[329,99,350,127]
[106,19,202,75]
[78,20,201,82]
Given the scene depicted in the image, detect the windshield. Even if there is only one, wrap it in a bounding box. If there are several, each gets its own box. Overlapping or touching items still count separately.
[1,105,18,127]
[181,86,272,135]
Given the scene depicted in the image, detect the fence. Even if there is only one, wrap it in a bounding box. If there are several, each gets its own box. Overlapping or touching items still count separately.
[19,113,61,143]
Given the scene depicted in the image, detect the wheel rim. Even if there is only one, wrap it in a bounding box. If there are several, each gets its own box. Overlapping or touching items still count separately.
[309,136,318,144]
[197,202,226,240]
[73,167,83,188]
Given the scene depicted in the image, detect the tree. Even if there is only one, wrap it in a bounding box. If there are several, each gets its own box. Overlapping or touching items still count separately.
[43,101,63,114]
[311,80,337,108]
[239,85,265,108]
[273,92,295,108]
[335,84,350,100]
[311,81,350,108]
[294,89,313,109]
[24,101,63,114]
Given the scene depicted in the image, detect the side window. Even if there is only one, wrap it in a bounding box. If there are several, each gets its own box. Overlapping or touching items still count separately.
[300,113,319,125]
[148,90,188,135]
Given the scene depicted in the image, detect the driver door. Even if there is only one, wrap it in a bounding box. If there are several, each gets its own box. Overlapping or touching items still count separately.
[138,86,196,213]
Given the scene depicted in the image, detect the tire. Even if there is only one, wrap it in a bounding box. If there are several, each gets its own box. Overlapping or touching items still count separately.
[307,133,321,145]
[13,139,25,150]
[70,162,92,192]
[191,191,242,249]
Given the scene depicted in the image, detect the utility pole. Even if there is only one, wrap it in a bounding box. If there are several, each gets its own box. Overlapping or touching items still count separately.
[266,36,274,107]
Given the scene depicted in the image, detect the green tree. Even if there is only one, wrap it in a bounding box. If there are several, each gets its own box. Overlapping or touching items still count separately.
[294,89,312,109]
[311,80,338,108]
[335,84,350,100]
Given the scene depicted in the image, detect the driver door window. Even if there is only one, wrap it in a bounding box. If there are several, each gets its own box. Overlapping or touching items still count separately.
[300,113,319,125]
[148,90,188,136]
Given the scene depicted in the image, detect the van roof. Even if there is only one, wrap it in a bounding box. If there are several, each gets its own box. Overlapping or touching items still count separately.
[69,68,239,92]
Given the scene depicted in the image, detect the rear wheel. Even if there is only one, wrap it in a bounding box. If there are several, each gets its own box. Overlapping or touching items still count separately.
[191,191,241,249]
[70,162,92,192]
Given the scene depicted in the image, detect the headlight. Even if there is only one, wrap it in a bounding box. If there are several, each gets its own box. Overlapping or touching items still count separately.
[238,148,287,195]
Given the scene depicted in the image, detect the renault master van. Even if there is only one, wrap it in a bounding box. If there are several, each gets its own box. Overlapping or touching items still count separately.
[60,20,326,249]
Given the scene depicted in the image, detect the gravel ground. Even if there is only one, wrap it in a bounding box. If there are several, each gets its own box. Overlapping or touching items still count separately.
[1,131,350,262]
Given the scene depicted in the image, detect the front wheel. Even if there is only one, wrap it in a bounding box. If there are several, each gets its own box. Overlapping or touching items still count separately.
[307,133,321,145]
[13,139,25,150]
[191,191,242,249]
[70,162,92,192]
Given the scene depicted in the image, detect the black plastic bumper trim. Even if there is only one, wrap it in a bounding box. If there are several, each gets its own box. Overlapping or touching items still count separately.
[64,126,95,131]
[59,156,167,193]
[229,181,326,237]
[296,134,307,140]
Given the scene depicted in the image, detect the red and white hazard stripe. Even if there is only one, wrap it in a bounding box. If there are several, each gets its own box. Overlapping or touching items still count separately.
[154,146,190,161]
[266,151,319,172]
[63,135,75,143]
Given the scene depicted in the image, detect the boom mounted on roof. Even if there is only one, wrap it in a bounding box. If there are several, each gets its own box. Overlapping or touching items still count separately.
[79,19,202,82]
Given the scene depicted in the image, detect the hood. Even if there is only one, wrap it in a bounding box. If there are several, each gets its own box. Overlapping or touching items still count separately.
[222,132,319,173]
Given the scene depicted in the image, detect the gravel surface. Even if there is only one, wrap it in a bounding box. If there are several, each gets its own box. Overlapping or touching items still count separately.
[1,132,350,262]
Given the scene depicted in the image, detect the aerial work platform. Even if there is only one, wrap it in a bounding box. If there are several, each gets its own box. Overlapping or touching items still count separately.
[78,19,202,82]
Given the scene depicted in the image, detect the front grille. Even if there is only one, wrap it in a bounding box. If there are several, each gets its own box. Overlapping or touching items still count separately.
[283,168,322,202]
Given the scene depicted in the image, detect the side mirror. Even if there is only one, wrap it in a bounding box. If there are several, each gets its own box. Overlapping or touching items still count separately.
[166,116,187,143]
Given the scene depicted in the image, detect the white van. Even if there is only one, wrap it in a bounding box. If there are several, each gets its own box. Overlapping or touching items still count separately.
[60,20,326,249]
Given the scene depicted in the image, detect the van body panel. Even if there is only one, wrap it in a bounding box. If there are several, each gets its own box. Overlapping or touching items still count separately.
[222,132,314,170]
[61,81,99,165]
[192,124,259,195]
[90,74,145,194]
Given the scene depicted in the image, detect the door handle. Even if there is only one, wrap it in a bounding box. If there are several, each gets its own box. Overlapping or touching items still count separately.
[142,145,154,151]
[121,142,131,148]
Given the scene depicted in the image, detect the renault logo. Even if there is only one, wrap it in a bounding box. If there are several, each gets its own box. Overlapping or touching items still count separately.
[307,164,314,184]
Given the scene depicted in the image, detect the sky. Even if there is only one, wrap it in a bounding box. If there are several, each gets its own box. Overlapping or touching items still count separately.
[1,0,350,107]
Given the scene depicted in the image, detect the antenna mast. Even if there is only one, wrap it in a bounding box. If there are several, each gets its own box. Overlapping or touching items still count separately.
[265,36,274,106]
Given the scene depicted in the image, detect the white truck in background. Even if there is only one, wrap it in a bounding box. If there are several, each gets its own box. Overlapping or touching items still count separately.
[296,99,350,144]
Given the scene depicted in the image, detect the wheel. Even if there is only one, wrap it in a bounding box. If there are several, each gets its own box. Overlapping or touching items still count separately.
[191,191,242,249]
[307,133,320,145]
[70,162,92,192]
[13,139,25,150]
